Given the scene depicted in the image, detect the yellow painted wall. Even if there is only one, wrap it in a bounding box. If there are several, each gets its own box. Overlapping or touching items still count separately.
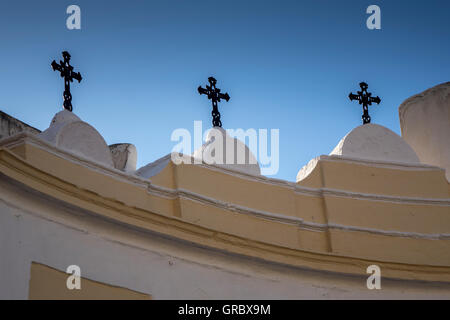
[28,262,151,300]
[0,134,449,283]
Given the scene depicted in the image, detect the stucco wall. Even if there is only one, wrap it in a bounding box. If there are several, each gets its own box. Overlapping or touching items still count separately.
[0,111,40,140]
[0,133,449,284]
[1,174,449,299]
[398,82,450,181]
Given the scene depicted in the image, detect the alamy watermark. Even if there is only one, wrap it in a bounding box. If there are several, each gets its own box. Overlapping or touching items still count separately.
[170,121,280,176]
[66,5,81,30]
[366,265,381,290]
[366,5,381,30]
[66,264,81,290]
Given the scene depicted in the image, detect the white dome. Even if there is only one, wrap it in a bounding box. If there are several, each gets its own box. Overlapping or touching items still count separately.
[329,123,420,164]
[193,127,261,175]
[38,110,114,167]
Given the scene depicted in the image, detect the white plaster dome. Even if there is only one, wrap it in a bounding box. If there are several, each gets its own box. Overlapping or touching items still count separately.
[38,110,114,167]
[329,123,420,164]
[193,127,261,175]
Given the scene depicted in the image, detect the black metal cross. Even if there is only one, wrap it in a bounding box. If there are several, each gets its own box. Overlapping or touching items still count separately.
[349,82,381,124]
[198,77,230,127]
[51,51,82,112]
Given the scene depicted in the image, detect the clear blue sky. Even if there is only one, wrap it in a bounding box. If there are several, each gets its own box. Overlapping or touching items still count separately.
[1,0,449,180]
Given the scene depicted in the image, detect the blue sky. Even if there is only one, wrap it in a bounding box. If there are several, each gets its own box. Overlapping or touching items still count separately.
[1,0,449,180]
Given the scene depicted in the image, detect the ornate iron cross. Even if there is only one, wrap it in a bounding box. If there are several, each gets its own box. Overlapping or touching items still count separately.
[349,82,381,124]
[51,51,82,112]
[198,77,230,127]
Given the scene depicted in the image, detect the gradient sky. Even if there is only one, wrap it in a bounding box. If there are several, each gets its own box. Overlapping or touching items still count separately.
[1,0,449,180]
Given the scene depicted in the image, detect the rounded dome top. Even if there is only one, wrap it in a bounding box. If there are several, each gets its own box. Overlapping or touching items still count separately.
[330,123,420,164]
[50,109,81,126]
[38,110,114,167]
[193,127,261,175]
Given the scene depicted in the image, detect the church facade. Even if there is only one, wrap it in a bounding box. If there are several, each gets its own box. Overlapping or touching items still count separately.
[0,82,449,299]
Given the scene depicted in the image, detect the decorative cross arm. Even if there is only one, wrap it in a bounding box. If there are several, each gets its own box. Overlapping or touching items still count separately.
[51,60,62,72]
[197,86,209,96]
[348,93,361,102]
[369,96,381,104]
[218,92,230,102]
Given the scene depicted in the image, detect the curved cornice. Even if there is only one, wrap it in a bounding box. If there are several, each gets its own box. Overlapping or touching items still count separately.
[1,133,450,282]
